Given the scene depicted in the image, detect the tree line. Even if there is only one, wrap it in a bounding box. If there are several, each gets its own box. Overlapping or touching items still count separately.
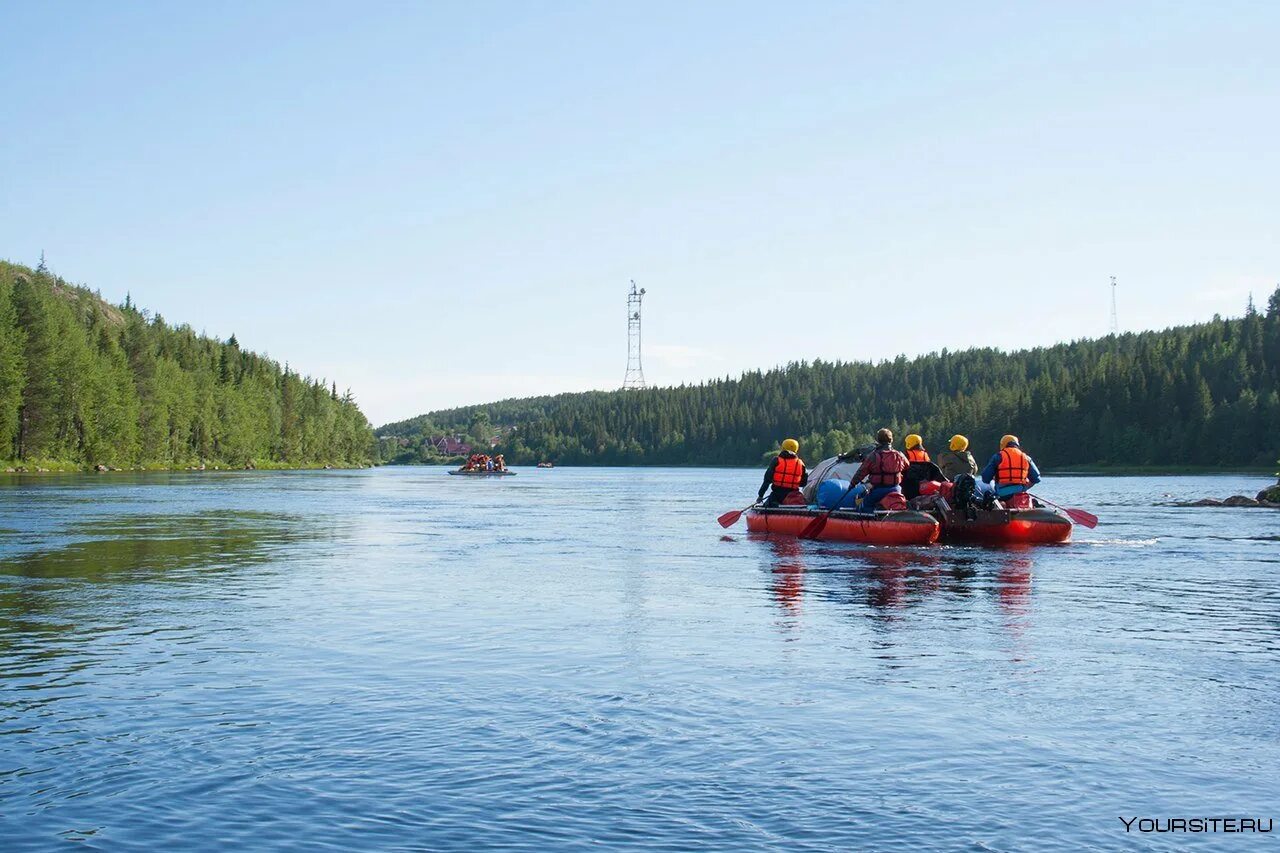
[380,288,1280,470]
[0,261,373,470]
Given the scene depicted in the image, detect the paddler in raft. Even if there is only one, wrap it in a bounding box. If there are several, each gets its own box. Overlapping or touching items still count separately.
[758,438,809,507]
[980,434,1042,507]
[901,434,946,500]
[850,428,910,511]
[936,434,978,480]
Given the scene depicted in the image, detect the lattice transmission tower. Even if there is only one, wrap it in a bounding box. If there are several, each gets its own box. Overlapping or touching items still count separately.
[623,280,647,390]
[1110,275,1119,335]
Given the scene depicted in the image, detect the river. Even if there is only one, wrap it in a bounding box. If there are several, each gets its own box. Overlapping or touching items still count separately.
[1,468,1277,850]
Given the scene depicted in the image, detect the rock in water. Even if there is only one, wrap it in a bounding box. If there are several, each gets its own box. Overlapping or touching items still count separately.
[1222,495,1260,507]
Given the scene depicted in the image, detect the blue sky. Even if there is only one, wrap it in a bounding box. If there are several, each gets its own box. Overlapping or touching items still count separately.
[3,2,1276,425]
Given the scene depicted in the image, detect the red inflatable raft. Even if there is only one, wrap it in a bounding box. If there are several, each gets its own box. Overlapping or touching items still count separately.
[934,507,1072,545]
[746,507,940,545]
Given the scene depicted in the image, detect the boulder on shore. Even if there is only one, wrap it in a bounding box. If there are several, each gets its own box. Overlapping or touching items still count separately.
[1176,494,1280,508]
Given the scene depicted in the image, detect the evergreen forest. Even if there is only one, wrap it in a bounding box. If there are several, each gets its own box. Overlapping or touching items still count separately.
[379,288,1280,470]
[0,261,373,470]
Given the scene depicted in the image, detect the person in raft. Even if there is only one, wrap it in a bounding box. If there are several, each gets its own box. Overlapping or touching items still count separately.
[936,434,978,480]
[851,428,909,511]
[900,434,946,500]
[981,434,1042,501]
[758,438,808,507]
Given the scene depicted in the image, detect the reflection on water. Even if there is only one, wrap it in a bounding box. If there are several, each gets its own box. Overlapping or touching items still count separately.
[767,537,806,619]
[0,510,322,736]
[0,511,307,581]
[758,534,976,619]
[754,537,1048,668]
[0,469,1277,851]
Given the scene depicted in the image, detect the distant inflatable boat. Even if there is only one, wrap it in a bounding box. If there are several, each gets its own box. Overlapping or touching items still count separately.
[746,507,939,545]
[932,506,1071,545]
[448,469,517,476]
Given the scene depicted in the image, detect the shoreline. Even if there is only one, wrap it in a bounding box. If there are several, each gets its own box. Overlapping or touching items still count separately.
[379,462,1276,476]
[4,461,1274,478]
[1,462,374,475]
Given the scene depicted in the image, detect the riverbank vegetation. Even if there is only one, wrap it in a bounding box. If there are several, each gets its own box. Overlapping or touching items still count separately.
[0,261,373,471]
[380,289,1280,469]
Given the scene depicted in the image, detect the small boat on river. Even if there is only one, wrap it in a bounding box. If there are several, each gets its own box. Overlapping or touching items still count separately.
[931,505,1071,545]
[448,469,517,476]
[746,506,940,545]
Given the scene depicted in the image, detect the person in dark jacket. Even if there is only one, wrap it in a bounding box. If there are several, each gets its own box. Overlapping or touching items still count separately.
[758,438,809,507]
[902,455,946,500]
[851,428,909,511]
[936,434,978,481]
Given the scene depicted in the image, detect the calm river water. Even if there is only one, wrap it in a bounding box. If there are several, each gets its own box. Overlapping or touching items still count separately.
[1,468,1277,851]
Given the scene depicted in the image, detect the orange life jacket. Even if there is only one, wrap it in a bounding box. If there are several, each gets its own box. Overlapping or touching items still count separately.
[866,448,908,486]
[906,448,931,464]
[772,455,805,489]
[996,446,1031,486]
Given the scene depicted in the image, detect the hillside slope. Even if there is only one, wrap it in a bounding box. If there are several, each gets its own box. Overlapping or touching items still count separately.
[0,261,372,470]
[380,289,1280,469]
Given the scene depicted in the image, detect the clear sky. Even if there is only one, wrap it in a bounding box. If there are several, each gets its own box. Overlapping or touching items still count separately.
[3,2,1277,426]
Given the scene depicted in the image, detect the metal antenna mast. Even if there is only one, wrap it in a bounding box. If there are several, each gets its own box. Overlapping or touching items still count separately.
[1110,275,1119,335]
[623,280,647,390]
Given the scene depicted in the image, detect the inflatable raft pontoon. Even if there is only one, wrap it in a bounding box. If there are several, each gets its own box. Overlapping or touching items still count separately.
[933,506,1071,545]
[746,506,940,545]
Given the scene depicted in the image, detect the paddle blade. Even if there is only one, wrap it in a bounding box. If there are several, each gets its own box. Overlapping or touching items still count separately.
[717,509,744,528]
[799,513,829,540]
[1064,507,1099,529]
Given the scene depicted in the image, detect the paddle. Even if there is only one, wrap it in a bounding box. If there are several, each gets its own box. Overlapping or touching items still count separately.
[717,503,758,528]
[1035,496,1098,529]
[799,480,863,539]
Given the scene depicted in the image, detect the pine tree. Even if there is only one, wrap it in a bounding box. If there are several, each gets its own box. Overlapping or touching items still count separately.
[0,261,373,469]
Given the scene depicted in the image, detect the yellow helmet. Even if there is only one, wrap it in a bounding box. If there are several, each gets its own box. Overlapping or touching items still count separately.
[1000,434,1019,449]
[904,434,923,450]
[949,434,969,452]
[781,438,799,454]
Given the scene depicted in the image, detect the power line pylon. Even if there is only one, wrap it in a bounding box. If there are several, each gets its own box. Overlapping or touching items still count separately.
[1110,275,1119,335]
[623,280,647,390]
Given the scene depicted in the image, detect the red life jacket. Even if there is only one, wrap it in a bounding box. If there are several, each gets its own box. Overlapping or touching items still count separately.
[906,448,931,463]
[772,455,805,489]
[996,446,1031,486]
[866,448,908,486]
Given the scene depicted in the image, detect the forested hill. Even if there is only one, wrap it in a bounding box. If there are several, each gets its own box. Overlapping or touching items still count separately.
[0,261,373,470]
[380,288,1280,469]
